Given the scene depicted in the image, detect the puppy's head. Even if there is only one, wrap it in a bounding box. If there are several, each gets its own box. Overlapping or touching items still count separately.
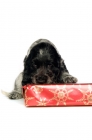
[23,42,62,84]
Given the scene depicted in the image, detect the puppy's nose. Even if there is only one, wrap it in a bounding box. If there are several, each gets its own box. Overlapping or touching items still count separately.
[36,75,47,84]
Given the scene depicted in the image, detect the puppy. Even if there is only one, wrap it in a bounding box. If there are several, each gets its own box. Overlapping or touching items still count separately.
[3,39,77,99]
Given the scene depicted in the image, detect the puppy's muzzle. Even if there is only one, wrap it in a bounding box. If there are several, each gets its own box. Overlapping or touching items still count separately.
[36,75,47,84]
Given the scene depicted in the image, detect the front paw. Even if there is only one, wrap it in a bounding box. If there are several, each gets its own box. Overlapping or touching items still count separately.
[9,91,23,99]
[63,75,78,83]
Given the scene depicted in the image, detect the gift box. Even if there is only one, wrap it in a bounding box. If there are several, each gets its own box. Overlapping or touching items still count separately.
[23,84,92,107]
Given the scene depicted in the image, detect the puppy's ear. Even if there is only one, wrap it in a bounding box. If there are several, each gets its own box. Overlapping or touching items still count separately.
[23,56,27,65]
[57,55,64,67]
[60,59,64,66]
[60,59,69,73]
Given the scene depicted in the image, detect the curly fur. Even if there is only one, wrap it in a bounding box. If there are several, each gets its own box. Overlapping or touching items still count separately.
[2,39,78,99]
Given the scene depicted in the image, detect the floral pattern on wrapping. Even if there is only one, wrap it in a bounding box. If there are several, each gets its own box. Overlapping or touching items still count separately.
[24,87,35,106]
[31,85,43,94]
[49,85,73,105]
[77,84,92,105]
[23,84,92,106]
[36,98,47,106]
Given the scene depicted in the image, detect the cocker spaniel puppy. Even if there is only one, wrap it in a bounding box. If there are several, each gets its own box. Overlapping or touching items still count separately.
[4,39,78,99]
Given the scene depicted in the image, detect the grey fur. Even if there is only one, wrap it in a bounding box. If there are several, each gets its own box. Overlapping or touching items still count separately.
[8,72,23,99]
[61,72,77,83]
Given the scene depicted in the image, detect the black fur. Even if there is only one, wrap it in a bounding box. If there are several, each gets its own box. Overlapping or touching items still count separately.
[22,41,77,85]
[5,39,77,99]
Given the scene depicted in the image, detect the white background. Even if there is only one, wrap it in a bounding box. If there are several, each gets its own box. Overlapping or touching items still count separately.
[0,0,92,139]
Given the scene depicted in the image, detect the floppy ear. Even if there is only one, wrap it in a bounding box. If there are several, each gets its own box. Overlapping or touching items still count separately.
[22,55,30,86]
[58,57,69,73]
[57,54,68,72]
[59,59,78,83]
[23,56,27,65]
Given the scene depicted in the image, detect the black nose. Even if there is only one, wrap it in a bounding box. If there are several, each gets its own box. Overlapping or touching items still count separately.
[36,75,47,84]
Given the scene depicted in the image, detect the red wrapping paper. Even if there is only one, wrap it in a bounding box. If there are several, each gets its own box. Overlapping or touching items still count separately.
[23,84,92,107]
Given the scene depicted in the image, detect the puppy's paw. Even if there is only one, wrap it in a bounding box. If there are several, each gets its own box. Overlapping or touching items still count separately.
[8,91,23,99]
[63,75,78,83]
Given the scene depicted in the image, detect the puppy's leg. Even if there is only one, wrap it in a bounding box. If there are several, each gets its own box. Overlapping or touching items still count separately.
[61,72,78,83]
[8,72,23,99]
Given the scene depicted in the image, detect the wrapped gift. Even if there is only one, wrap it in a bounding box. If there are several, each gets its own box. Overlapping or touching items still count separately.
[23,84,92,107]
